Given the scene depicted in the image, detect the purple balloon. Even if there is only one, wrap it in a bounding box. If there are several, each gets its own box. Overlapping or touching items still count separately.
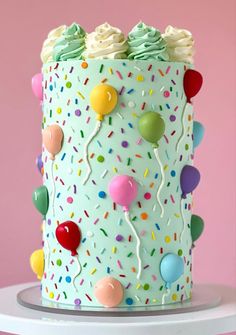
[180,165,200,199]
[36,154,43,175]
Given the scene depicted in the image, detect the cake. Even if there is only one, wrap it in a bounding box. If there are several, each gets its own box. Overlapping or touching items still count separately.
[30,22,204,308]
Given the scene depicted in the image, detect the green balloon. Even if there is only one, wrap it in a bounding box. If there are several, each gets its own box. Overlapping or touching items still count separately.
[32,186,49,217]
[138,111,165,147]
[191,214,204,242]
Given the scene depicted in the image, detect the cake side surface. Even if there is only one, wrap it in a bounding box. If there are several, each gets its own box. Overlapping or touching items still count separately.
[41,59,194,307]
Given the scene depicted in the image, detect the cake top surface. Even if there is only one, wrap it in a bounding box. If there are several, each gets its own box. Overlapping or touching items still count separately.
[41,22,195,64]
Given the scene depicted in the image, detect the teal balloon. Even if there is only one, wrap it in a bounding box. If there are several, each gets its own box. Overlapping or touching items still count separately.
[32,186,49,217]
[193,121,204,149]
[138,111,165,147]
[160,253,184,288]
[191,214,204,242]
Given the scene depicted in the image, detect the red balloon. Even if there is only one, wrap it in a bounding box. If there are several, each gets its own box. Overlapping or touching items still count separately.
[56,221,81,256]
[184,69,203,103]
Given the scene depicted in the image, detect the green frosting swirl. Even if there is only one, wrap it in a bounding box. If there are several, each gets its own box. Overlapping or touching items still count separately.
[53,23,86,61]
[127,22,169,61]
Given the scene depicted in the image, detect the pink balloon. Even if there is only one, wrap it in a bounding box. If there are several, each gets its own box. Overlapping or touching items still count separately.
[32,73,43,100]
[108,175,138,212]
[94,277,124,307]
[42,125,64,160]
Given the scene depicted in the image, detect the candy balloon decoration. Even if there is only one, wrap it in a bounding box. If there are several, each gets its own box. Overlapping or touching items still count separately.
[42,124,64,216]
[180,165,201,199]
[42,124,64,161]
[138,111,165,148]
[160,253,184,304]
[36,153,43,175]
[160,253,184,287]
[108,175,142,279]
[32,73,43,101]
[94,277,124,307]
[179,165,200,242]
[83,84,118,185]
[30,249,44,280]
[193,121,205,149]
[56,221,82,291]
[90,84,118,121]
[191,214,204,244]
[184,69,203,103]
[138,111,166,218]
[176,69,203,153]
[32,185,49,218]
[109,175,138,212]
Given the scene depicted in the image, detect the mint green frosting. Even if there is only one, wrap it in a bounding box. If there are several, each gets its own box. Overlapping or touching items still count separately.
[127,22,169,61]
[53,23,86,61]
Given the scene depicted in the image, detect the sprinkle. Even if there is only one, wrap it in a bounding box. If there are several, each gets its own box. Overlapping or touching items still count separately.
[77,91,85,99]
[155,223,160,231]
[108,67,113,74]
[166,66,171,74]
[119,86,125,95]
[151,249,156,256]
[101,169,108,178]
[158,69,164,77]
[144,168,149,178]
[100,228,108,237]
[116,70,123,79]
[90,268,97,275]
[151,231,156,240]
[127,88,134,94]
[99,64,104,73]
[141,102,146,110]
[117,260,122,269]
[84,210,89,218]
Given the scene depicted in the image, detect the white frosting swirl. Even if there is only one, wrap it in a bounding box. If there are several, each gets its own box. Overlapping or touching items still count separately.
[84,23,128,59]
[41,25,66,63]
[162,25,195,64]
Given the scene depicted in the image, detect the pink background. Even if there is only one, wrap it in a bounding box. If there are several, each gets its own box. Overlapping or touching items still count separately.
[0,0,235,334]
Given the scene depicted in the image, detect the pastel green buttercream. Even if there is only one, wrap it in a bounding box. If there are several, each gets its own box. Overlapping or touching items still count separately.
[53,23,86,61]
[128,22,169,61]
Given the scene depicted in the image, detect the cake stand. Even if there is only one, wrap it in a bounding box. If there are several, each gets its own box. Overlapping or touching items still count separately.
[0,282,235,335]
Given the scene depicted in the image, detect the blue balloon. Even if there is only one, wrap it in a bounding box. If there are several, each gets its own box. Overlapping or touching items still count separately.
[193,121,205,149]
[160,253,184,288]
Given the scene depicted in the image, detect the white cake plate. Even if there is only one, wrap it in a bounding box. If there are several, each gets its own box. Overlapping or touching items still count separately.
[0,282,236,335]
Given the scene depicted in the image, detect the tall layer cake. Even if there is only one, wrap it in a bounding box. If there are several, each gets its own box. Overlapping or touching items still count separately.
[30,22,204,308]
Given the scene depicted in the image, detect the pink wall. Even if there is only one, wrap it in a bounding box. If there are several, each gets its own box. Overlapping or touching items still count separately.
[0,0,235,333]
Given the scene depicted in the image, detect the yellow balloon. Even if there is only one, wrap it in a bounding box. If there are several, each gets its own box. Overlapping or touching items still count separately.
[90,84,118,121]
[30,249,44,280]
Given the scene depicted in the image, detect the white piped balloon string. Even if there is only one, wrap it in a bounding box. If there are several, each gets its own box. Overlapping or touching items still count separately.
[176,101,187,152]
[83,121,102,185]
[154,148,165,218]
[180,199,185,243]
[72,255,82,292]
[51,160,56,217]
[161,288,170,304]
[124,211,142,280]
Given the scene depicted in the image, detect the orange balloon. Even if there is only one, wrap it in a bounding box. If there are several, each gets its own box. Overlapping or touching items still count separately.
[94,276,124,307]
[42,124,64,160]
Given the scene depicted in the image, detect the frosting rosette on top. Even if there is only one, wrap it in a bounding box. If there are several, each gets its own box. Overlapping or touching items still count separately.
[52,23,86,61]
[162,25,195,64]
[41,25,66,63]
[127,22,169,61]
[84,23,128,59]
